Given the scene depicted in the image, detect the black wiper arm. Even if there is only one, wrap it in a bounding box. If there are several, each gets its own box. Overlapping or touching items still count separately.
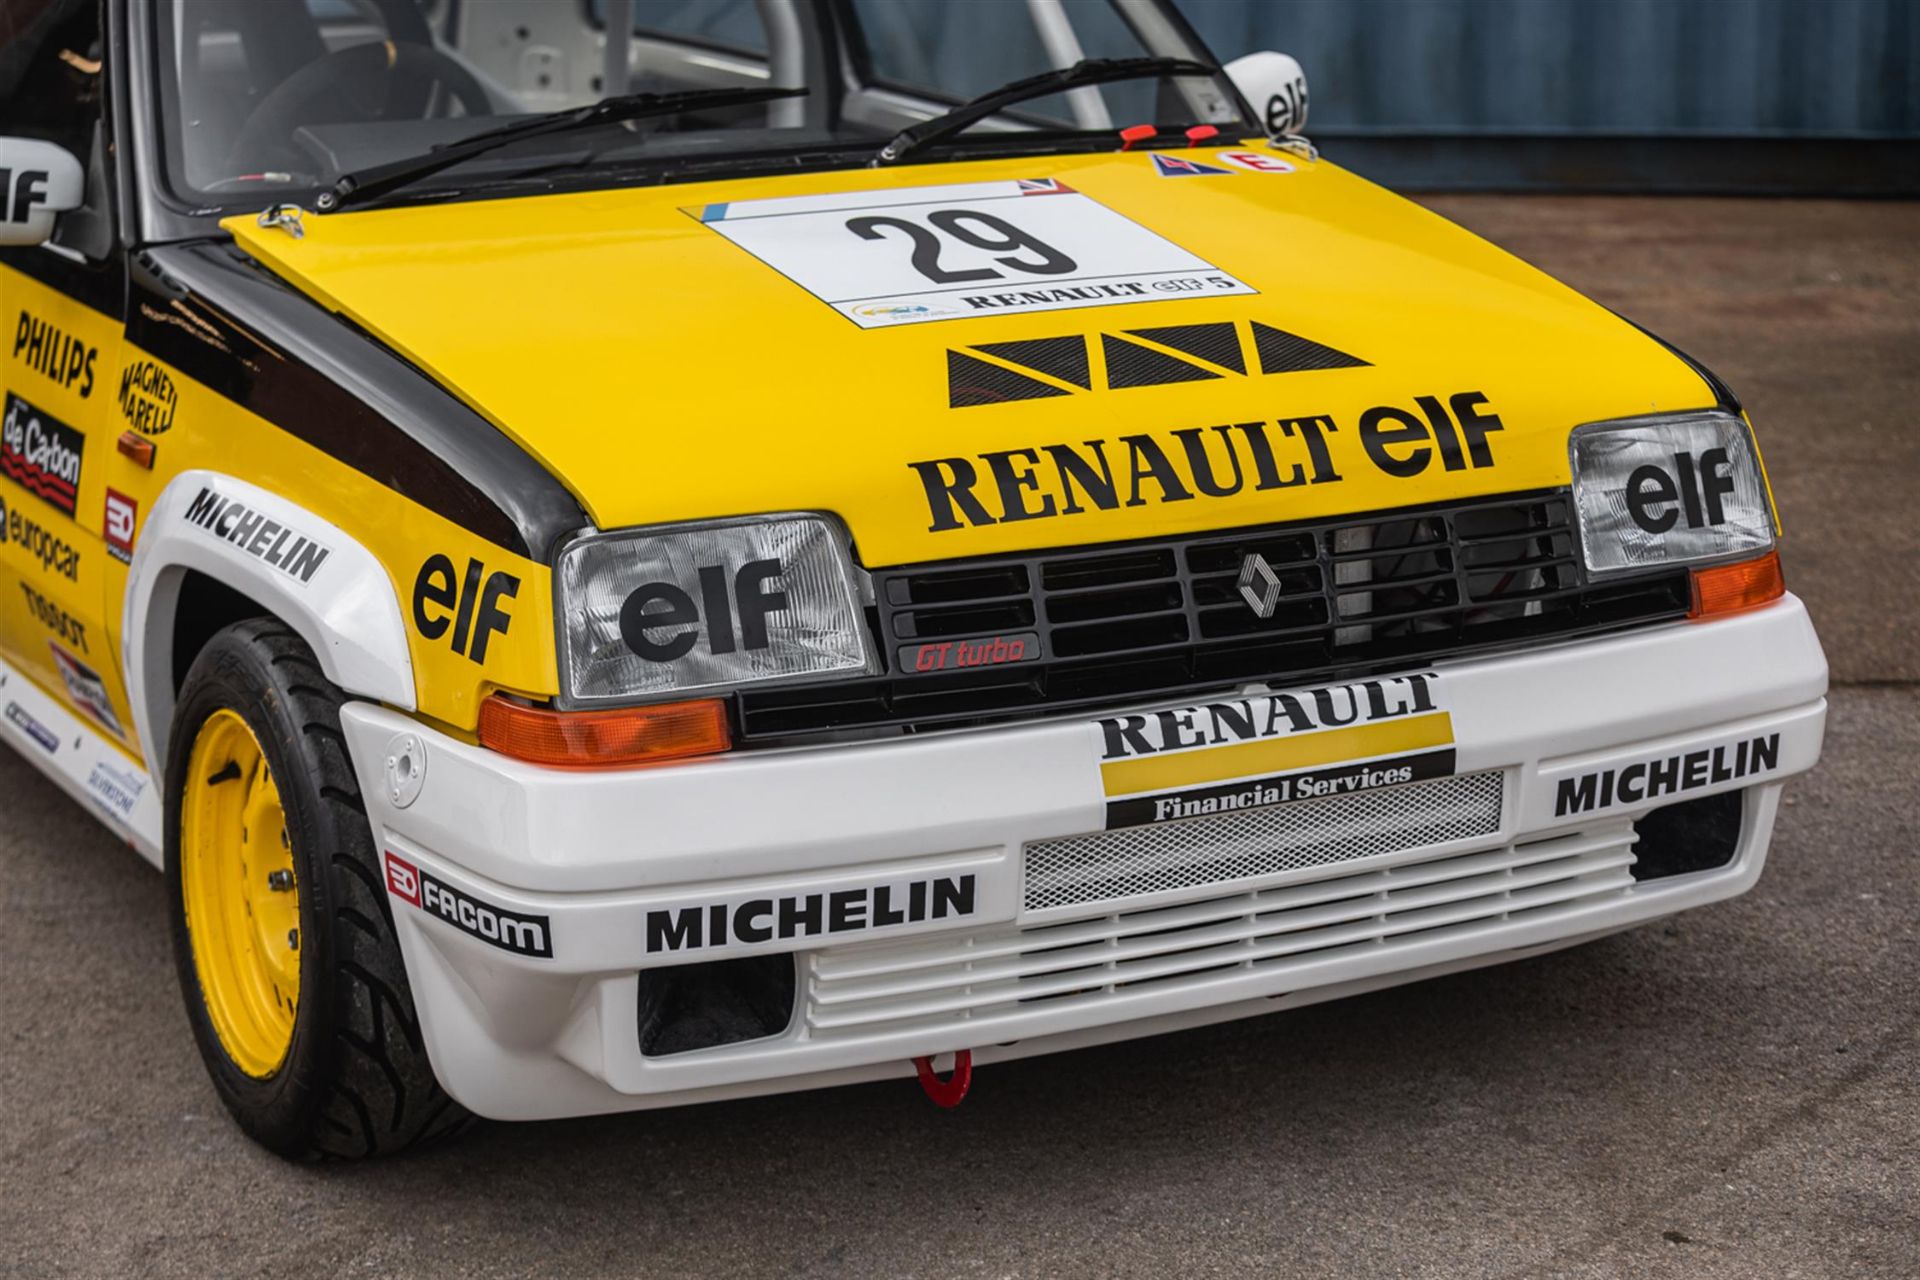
[317,85,808,211]
[876,57,1217,165]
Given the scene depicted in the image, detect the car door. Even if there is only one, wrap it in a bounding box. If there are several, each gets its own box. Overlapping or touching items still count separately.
[0,0,142,756]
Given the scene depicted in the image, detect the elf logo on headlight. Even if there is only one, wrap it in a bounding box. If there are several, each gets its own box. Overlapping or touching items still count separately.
[1626,449,1737,533]
[621,558,788,661]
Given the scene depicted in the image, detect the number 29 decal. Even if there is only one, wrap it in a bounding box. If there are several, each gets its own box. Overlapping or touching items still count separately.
[692,177,1256,328]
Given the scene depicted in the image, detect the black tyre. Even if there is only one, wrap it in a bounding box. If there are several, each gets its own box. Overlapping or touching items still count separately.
[164,619,470,1158]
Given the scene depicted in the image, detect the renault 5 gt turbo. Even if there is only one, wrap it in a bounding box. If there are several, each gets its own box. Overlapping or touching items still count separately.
[0,0,1826,1158]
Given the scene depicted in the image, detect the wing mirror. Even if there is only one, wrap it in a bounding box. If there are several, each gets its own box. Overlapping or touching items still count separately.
[1223,51,1309,140]
[0,138,85,247]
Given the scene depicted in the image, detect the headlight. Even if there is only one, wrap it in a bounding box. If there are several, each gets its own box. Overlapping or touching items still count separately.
[1569,411,1774,575]
[557,514,874,705]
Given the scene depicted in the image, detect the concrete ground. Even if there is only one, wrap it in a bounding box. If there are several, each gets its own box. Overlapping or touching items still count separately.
[2,197,1915,1278]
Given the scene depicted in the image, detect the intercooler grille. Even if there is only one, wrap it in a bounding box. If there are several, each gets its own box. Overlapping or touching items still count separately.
[803,823,1639,1041]
[739,490,1690,741]
[1025,770,1505,913]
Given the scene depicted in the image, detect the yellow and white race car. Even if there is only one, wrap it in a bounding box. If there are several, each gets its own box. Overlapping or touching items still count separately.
[0,0,1826,1157]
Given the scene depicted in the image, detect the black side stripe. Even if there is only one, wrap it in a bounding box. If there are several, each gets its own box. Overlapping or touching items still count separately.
[0,244,127,320]
[130,243,585,560]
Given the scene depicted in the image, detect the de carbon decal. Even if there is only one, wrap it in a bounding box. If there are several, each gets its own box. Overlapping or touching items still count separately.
[645,873,978,955]
[117,359,178,435]
[689,177,1255,328]
[49,643,122,737]
[384,852,552,959]
[912,389,1503,531]
[948,319,1367,407]
[13,310,95,398]
[181,487,332,585]
[0,392,83,515]
[1095,673,1452,828]
[4,701,57,754]
[413,555,519,664]
[0,491,81,580]
[1554,733,1780,818]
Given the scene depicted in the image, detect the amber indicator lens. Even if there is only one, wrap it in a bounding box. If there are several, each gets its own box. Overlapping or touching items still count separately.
[477,696,731,768]
[1689,549,1785,619]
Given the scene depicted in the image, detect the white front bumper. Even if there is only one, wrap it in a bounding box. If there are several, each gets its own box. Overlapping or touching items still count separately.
[342,595,1826,1121]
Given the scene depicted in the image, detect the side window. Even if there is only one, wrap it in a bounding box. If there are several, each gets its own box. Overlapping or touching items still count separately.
[0,0,108,256]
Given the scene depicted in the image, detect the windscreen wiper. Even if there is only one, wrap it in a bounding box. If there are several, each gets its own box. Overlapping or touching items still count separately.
[875,57,1218,165]
[317,85,809,212]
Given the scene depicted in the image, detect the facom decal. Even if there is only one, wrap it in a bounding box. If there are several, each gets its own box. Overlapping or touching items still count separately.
[412,555,519,664]
[1214,150,1296,174]
[947,319,1366,408]
[116,359,178,435]
[48,643,121,737]
[1150,153,1237,177]
[19,582,87,653]
[0,392,83,515]
[1553,734,1780,818]
[0,490,81,580]
[645,873,978,955]
[618,557,787,663]
[84,758,145,820]
[180,486,332,585]
[384,852,552,959]
[689,177,1255,328]
[103,489,136,564]
[4,701,57,753]
[911,389,1503,531]
[901,632,1039,673]
[13,310,95,397]
[1094,673,1453,828]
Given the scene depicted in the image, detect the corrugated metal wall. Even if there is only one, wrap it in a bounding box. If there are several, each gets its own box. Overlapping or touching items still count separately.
[1176,0,1919,191]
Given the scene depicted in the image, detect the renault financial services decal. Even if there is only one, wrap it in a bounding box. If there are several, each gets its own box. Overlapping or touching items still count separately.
[1093,674,1453,828]
[689,178,1255,328]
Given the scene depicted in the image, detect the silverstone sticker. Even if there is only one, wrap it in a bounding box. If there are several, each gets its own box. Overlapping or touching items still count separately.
[4,701,56,753]
[1,392,83,515]
[84,758,145,821]
[1094,673,1453,828]
[181,486,331,585]
[49,642,122,737]
[690,178,1255,328]
[1552,733,1780,819]
[384,852,552,959]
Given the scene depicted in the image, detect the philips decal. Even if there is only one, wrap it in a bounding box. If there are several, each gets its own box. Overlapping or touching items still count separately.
[13,310,95,397]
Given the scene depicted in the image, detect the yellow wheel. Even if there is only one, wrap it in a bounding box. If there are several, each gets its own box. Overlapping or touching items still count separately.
[179,708,301,1078]
[166,620,468,1158]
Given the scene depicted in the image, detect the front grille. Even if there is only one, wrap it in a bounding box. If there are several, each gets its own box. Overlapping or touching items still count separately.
[803,822,1639,1041]
[739,490,1689,741]
[1026,770,1505,913]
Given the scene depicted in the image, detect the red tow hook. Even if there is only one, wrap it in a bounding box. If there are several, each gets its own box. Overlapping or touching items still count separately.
[912,1050,973,1109]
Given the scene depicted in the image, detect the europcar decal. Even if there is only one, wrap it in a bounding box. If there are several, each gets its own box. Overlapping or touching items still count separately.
[689,178,1255,328]
[911,388,1505,531]
[0,490,82,580]
[0,392,83,515]
[948,318,1366,407]
[1095,673,1453,829]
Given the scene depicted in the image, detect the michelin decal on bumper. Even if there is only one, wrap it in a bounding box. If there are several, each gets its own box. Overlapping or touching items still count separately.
[1095,673,1452,828]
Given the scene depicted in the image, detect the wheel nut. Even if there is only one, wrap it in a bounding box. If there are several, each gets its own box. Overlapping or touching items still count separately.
[287,928,299,951]
[267,870,294,892]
